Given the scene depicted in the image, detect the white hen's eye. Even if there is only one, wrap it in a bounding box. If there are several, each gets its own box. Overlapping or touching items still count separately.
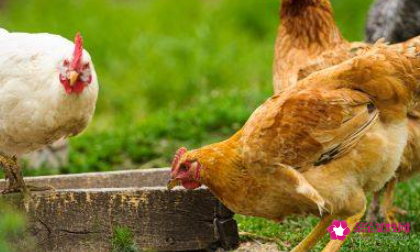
[80,67,92,82]
[80,75,89,82]
[82,68,91,76]
[59,65,69,77]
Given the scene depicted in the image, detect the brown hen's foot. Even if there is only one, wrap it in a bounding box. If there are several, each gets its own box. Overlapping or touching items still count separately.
[384,209,398,226]
[380,178,405,225]
[392,206,407,216]
[383,206,407,226]
[321,207,366,252]
[290,215,334,252]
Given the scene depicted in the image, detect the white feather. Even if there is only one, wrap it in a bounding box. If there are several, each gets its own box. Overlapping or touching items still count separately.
[0,29,99,156]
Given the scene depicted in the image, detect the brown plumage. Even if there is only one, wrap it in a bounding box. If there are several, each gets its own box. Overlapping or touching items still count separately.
[273,0,420,92]
[275,0,420,225]
[272,0,369,94]
[366,37,420,224]
[168,46,420,251]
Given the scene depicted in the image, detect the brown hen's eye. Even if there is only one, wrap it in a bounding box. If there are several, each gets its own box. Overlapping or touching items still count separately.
[179,164,188,172]
[367,103,375,113]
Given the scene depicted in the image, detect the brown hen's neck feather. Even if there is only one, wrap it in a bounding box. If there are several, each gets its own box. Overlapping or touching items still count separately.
[279,0,344,49]
[185,131,243,197]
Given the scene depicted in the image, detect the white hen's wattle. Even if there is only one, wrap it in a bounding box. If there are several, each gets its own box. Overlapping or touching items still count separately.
[0,29,98,156]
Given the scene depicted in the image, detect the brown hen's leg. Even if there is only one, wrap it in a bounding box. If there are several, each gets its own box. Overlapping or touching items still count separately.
[366,191,381,223]
[290,215,334,252]
[0,155,53,195]
[381,178,406,225]
[321,207,366,252]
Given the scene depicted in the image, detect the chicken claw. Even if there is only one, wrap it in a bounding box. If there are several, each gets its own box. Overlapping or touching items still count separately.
[383,206,407,226]
[321,207,366,252]
[291,215,334,252]
[380,178,406,225]
[0,155,54,196]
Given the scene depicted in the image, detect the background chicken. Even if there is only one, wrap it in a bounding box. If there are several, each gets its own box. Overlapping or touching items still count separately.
[274,0,420,225]
[273,0,420,93]
[169,46,420,252]
[0,30,98,194]
[21,139,68,169]
[366,0,420,44]
[365,0,420,224]
[272,0,368,94]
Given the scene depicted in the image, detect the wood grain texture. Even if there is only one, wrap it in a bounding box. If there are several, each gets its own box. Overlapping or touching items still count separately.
[0,168,171,189]
[0,169,239,252]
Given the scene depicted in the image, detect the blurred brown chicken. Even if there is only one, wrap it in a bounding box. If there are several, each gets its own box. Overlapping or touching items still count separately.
[272,0,368,94]
[169,46,420,252]
[365,0,420,224]
[274,0,420,224]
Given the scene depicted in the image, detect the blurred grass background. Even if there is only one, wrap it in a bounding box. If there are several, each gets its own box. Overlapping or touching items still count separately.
[2,0,420,251]
[0,202,31,252]
[0,0,373,174]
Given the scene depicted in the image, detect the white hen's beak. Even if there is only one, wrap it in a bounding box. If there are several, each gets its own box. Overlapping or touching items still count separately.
[69,70,79,86]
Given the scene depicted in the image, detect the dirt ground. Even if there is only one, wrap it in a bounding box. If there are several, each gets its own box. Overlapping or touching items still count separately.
[232,242,282,252]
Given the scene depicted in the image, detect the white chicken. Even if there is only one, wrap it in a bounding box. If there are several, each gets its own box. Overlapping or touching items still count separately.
[0,29,98,193]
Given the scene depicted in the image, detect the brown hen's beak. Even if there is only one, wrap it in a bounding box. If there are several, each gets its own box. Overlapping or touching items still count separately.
[69,70,79,86]
[167,179,180,190]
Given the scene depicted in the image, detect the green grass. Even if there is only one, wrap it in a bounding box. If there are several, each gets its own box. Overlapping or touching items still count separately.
[112,226,140,252]
[112,226,157,252]
[2,0,420,251]
[0,0,373,174]
[0,0,278,174]
[237,179,420,251]
[0,202,29,252]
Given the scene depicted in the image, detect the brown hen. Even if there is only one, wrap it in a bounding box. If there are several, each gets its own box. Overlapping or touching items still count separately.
[168,46,420,252]
[275,0,420,225]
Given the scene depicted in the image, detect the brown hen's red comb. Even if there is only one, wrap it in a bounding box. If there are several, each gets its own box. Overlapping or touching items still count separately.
[171,147,187,172]
[71,32,83,69]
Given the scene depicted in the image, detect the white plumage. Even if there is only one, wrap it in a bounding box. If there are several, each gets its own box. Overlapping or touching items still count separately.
[0,29,98,157]
[0,29,98,193]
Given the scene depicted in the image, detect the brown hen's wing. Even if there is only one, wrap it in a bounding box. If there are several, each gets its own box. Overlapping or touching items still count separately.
[298,42,370,81]
[242,89,379,169]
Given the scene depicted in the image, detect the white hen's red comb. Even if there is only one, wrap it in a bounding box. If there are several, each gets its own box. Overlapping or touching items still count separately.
[171,147,187,173]
[71,32,83,69]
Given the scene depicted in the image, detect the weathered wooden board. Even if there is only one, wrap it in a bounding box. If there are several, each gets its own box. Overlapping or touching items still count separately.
[0,168,171,189]
[0,169,239,252]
